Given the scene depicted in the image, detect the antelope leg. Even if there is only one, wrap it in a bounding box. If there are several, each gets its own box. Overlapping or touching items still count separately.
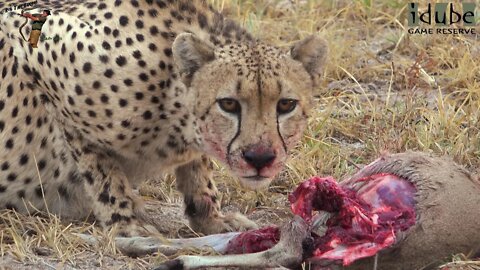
[154,216,311,270]
[74,232,241,257]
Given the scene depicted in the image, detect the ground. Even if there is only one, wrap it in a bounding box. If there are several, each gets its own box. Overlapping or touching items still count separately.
[0,0,479,269]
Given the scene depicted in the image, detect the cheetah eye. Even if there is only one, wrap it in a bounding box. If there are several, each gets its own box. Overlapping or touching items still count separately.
[217,98,241,114]
[277,99,298,114]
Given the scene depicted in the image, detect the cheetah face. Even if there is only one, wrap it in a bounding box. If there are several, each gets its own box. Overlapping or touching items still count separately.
[173,34,328,189]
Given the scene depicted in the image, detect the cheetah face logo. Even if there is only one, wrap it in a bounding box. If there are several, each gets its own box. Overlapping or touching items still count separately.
[173,34,328,189]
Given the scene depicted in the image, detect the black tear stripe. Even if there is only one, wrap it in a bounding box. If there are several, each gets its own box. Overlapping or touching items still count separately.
[275,80,286,150]
[276,116,288,153]
[226,113,242,167]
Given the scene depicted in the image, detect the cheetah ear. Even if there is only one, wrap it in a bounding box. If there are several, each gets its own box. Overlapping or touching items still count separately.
[290,35,329,86]
[172,33,215,87]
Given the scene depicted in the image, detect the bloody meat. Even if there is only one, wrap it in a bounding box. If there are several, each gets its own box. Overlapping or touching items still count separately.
[224,174,417,266]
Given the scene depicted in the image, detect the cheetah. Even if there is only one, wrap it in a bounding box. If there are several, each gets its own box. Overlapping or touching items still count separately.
[0,0,328,236]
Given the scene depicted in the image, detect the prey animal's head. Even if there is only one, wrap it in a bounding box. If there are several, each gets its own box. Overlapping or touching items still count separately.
[173,33,328,189]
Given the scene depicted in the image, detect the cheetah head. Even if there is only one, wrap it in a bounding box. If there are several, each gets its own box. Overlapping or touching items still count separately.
[173,33,328,189]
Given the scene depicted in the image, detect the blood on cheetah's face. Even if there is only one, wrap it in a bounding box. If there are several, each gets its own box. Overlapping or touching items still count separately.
[173,34,328,189]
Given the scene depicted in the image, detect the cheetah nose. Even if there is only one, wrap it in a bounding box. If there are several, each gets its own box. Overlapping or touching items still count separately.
[243,148,276,171]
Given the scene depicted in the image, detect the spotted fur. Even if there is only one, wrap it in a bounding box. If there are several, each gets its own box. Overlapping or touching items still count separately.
[0,0,328,235]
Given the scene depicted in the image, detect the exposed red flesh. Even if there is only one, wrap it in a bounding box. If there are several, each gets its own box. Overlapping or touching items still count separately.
[293,174,416,265]
[224,174,417,266]
[224,226,280,254]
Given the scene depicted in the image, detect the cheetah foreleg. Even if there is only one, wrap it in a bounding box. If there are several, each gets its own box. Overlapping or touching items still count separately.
[175,155,258,234]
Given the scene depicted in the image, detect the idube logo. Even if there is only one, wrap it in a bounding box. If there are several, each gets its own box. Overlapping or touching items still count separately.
[407,3,477,35]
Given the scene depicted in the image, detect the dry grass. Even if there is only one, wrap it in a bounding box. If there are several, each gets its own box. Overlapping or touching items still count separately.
[1,0,479,269]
